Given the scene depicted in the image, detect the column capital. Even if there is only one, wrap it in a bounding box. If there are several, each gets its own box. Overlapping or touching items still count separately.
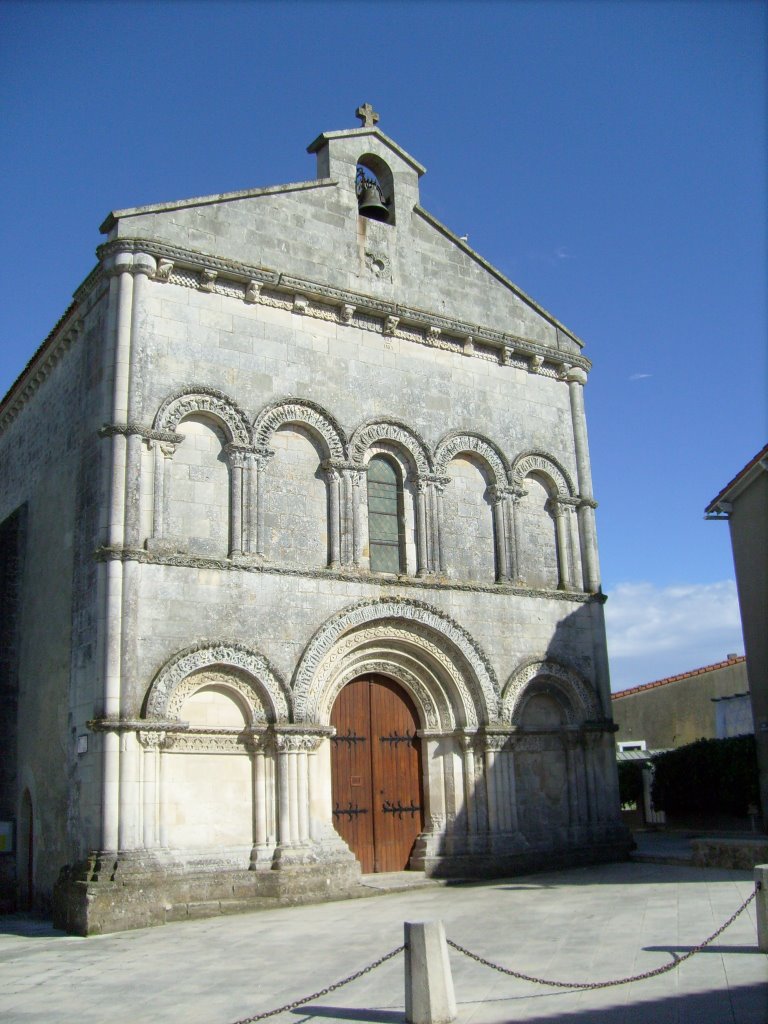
[566,366,589,386]
[274,725,333,753]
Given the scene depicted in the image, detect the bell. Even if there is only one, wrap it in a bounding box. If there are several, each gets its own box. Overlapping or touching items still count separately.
[357,184,390,222]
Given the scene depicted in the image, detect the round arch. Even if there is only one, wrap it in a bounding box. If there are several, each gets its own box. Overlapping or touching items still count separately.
[253,398,347,461]
[434,431,510,486]
[293,598,499,727]
[144,641,291,724]
[349,418,433,477]
[511,451,576,498]
[501,658,601,726]
[154,386,251,446]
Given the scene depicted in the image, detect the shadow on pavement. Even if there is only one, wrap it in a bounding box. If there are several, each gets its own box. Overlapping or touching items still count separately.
[292,1009,404,1023]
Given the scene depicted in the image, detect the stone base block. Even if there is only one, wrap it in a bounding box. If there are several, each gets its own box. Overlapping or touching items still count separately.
[416,834,633,880]
[52,851,362,936]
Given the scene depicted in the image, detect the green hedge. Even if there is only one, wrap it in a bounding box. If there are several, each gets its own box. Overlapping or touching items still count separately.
[651,735,759,816]
[617,760,644,807]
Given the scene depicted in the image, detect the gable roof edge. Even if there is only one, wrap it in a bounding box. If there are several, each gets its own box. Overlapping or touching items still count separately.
[414,206,584,348]
[100,178,337,234]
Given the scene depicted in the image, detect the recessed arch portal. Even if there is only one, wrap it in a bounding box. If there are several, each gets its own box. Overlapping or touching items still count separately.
[293,599,500,728]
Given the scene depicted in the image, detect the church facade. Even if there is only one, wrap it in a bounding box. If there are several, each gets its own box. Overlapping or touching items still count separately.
[0,108,628,934]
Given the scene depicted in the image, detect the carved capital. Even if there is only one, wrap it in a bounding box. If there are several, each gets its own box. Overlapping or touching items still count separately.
[462,335,474,356]
[293,295,309,315]
[545,497,565,519]
[340,303,355,323]
[426,326,440,345]
[224,443,252,470]
[253,448,275,471]
[483,731,509,753]
[384,315,399,336]
[244,280,262,304]
[566,366,589,386]
[274,728,330,753]
[138,730,168,749]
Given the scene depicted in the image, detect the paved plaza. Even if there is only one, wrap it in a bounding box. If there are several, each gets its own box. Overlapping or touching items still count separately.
[0,859,765,1024]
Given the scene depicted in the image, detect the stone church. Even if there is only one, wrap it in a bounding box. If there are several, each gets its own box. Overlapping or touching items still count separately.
[0,106,628,934]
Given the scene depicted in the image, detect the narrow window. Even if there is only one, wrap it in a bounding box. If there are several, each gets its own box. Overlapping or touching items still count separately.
[367,456,404,573]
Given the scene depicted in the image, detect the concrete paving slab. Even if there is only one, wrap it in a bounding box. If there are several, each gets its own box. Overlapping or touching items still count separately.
[0,861,766,1024]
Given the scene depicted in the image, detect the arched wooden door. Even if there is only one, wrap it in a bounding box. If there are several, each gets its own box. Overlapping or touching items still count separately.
[330,675,423,873]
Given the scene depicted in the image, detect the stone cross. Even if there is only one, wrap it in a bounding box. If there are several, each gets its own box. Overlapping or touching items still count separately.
[356,103,380,128]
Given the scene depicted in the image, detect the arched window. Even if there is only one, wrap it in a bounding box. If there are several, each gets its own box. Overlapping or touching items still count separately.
[367,456,404,573]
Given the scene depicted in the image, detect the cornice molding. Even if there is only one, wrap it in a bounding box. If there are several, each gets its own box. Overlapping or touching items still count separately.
[96,237,592,377]
[93,544,598,603]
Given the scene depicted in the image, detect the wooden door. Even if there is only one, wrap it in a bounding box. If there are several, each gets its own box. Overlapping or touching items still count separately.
[331,676,423,873]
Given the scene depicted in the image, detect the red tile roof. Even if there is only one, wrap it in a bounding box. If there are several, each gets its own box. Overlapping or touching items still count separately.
[705,443,768,513]
[611,655,746,700]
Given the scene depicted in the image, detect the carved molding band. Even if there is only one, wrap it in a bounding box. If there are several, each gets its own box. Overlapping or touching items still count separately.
[145,641,291,723]
[253,398,347,460]
[154,386,251,446]
[348,419,432,475]
[512,451,576,498]
[434,431,510,484]
[501,658,601,725]
[292,598,499,725]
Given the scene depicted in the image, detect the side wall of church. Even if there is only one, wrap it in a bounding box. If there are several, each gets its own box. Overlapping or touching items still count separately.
[0,285,110,906]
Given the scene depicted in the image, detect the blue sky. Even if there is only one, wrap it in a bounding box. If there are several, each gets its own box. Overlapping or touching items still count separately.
[1,1,765,688]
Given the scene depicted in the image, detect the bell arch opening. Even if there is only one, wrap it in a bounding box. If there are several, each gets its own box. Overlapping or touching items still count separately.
[356,154,394,224]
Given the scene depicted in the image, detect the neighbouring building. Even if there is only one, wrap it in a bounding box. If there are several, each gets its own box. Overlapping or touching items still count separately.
[612,655,750,751]
[0,106,629,934]
[706,444,768,829]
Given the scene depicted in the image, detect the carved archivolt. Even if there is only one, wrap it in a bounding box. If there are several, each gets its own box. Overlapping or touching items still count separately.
[512,451,575,498]
[434,431,510,486]
[501,658,600,725]
[349,419,433,476]
[252,398,347,460]
[293,599,499,726]
[154,386,251,446]
[311,643,454,730]
[145,641,290,724]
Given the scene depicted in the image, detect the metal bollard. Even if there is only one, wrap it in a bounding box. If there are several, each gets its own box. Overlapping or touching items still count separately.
[404,920,457,1024]
[755,864,768,953]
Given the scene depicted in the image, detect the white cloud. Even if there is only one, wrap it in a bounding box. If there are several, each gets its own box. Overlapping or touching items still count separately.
[628,372,652,381]
[605,580,744,691]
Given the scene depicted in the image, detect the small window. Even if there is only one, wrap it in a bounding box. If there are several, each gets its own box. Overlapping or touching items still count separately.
[618,741,646,752]
[367,456,404,573]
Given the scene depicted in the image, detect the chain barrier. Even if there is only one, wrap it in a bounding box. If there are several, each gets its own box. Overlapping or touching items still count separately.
[447,887,758,991]
[228,944,404,1024]
[227,885,758,1021]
